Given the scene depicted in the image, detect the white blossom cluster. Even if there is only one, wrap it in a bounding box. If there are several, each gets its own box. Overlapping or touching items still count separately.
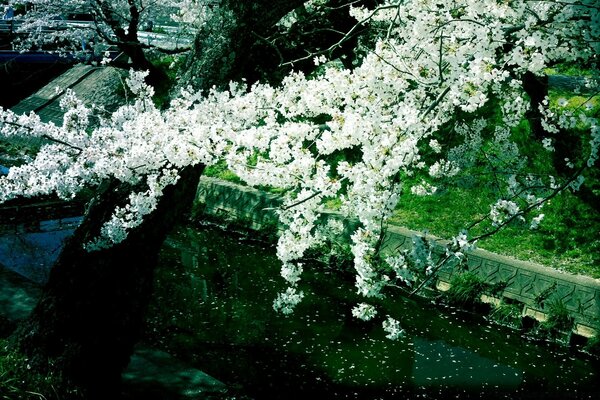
[272,287,305,315]
[489,199,521,228]
[382,316,405,340]
[351,303,378,321]
[1,0,599,337]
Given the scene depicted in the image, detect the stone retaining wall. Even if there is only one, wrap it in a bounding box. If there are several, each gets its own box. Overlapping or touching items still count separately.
[195,177,600,339]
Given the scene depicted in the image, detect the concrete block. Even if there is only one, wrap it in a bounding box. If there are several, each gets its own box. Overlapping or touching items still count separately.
[523,307,548,323]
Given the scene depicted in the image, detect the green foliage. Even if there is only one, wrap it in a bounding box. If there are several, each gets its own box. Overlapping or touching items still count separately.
[148,54,186,109]
[0,339,73,400]
[544,61,597,77]
[203,160,289,196]
[151,54,185,83]
[548,92,599,117]
[444,272,488,307]
[204,160,243,184]
[540,298,575,334]
[489,301,523,329]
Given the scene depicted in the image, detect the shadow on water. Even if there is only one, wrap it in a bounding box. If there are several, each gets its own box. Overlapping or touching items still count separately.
[145,224,600,400]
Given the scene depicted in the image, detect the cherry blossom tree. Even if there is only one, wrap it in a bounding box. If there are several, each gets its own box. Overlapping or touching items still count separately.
[0,0,598,397]
[9,0,209,79]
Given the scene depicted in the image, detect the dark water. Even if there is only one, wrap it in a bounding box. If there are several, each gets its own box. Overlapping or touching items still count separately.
[1,220,598,399]
[0,61,70,108]
[146,225,600,400]
[0,216,80,284]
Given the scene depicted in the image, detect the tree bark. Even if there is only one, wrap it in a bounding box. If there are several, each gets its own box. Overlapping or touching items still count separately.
[90,0,165,85]
[12,165,204,398]
[177,0,306,92]
[522,71,579,175]
[10,1,308,398]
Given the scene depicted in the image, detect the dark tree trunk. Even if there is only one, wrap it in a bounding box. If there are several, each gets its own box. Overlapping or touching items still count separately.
[90,0,165,85]
[177,0,306,92]
[522,71,577,176]
[522,71,549,141]
[522,73,600,213]
[10,1,308,398]
[11,165,204,398]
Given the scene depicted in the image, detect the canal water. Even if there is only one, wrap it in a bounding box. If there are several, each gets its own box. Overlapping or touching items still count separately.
[0,220,598,399]
[145,224,600,400]
[0,216,81,284]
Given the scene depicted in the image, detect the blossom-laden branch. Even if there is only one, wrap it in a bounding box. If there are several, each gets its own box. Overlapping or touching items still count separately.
[1,0,598,339]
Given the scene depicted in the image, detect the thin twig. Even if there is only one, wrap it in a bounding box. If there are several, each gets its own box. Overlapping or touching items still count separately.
[41,134,83,153]
[280,2,402,67]
[274,190,323,211]
[420,86,451,118]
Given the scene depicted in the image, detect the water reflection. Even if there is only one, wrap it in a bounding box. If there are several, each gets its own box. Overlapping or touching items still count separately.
[147,225,600,400]
[411,338,521,387]
[0,216,80,284]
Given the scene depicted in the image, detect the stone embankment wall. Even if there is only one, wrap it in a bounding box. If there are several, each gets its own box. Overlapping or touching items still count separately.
[195,177,600,340]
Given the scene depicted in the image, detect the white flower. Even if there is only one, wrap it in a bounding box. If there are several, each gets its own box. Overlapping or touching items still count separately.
[490,199,520,227]
[280,262,303,285]
[351,303,378,321]
[530,214,545,230]
[411,182,437,196]
[429,139,442,153]
[273,287,305,315]
[313,55,327,66]
[382,316,405,340]
[429,160,460,178]
[100,51,111,66]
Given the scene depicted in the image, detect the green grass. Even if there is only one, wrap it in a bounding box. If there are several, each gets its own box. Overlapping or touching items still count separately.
[204,160,243,184]
[444,272,488,307]
[0,339,68,400]
[389,184,600,278]
[201,160,599,278]
[544,63,597,77]
[390,86,599,278]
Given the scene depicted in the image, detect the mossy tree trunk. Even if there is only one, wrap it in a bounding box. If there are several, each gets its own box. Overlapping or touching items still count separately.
[10,1,307,398]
